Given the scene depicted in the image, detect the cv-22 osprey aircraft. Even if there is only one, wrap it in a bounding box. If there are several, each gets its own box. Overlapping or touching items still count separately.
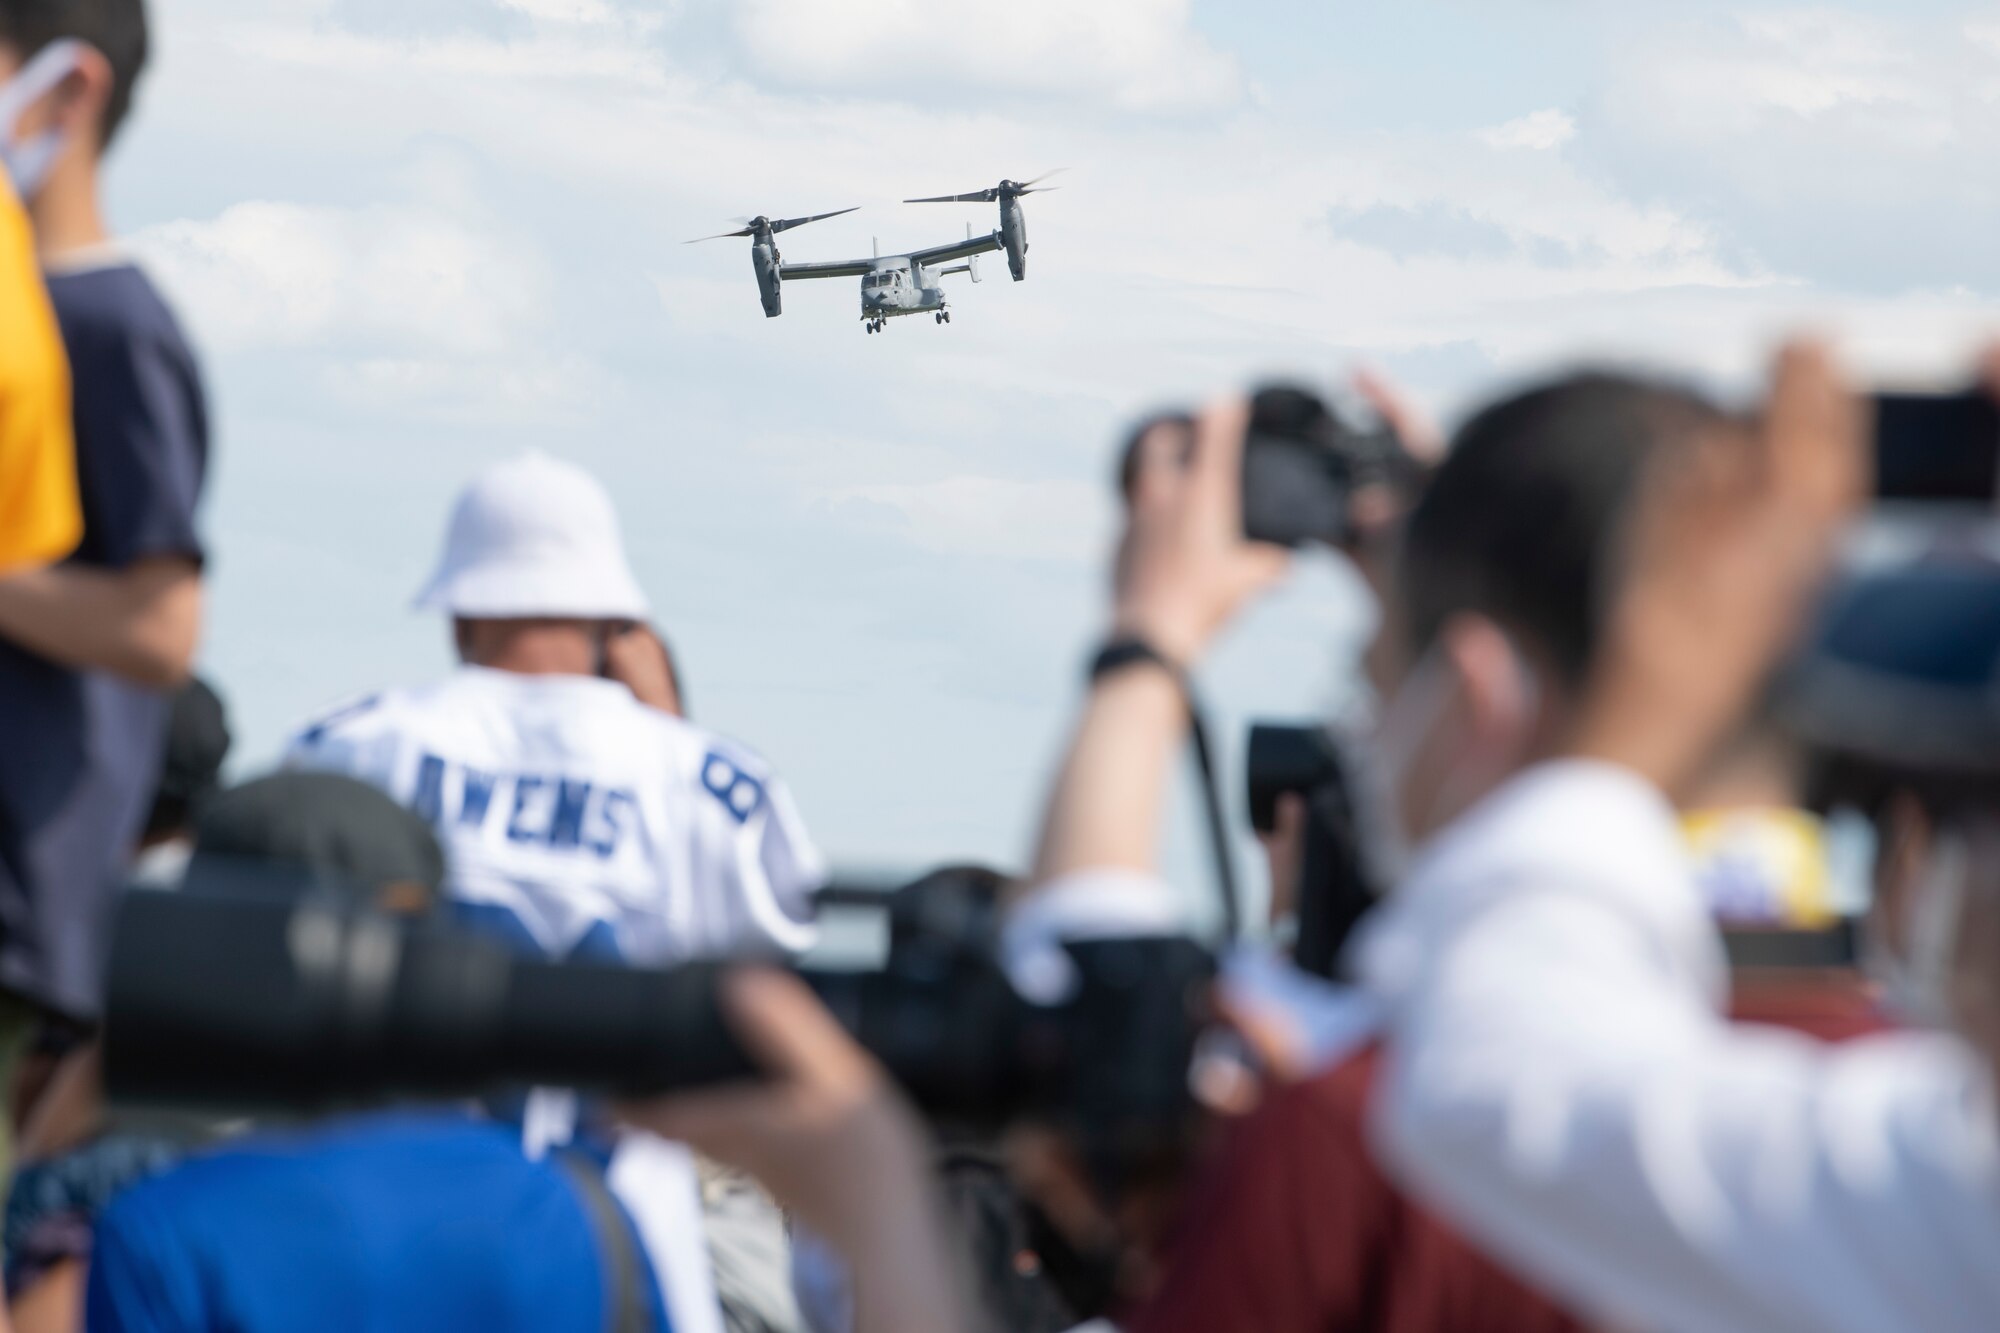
[685,171,1061,333]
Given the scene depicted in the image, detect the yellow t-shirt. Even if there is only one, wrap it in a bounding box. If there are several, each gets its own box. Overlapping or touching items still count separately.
[0,174,79,572]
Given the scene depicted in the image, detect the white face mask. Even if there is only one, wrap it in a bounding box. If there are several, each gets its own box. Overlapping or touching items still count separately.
[1358,635,1543,885]
[1874,829,1969,1030]
[0,40,88,201]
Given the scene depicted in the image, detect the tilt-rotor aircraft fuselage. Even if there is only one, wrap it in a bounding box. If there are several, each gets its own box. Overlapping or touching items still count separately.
[685,173,1060,333]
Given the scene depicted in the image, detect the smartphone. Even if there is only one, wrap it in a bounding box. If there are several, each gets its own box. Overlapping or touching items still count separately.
[1874,391,2000,502]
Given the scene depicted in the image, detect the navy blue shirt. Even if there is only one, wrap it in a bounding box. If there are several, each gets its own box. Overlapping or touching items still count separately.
[86,1111,669,1333]
[0,259,207,1019]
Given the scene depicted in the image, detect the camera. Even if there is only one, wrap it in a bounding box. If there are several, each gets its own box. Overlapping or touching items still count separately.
[1119,384,1423,548]
[1873,389,2000,503]
[1244,723,1385,978]
[102,879,1217,1166]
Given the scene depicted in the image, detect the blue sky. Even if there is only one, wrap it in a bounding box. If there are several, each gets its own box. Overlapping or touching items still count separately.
[110,0,2000,905]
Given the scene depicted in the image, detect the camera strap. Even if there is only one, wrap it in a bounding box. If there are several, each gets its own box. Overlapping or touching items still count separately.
[1185,698,1240,940]
[556,1149,653,1333]
[1088,639,1241,940]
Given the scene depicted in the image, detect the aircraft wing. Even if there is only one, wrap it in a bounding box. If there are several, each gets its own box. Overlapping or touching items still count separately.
[778,258,873,281]
[907,231,1002,269]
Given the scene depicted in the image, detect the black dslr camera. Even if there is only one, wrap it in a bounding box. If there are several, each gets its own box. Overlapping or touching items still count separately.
[1120,383,1421,548]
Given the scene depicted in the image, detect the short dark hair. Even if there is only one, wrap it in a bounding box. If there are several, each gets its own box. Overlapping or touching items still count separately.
[1399,371,1730,689]
[0,0,149,147]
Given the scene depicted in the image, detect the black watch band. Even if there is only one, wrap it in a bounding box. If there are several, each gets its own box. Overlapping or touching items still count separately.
[1083,636,1241,939]
[1088,637,1187,690]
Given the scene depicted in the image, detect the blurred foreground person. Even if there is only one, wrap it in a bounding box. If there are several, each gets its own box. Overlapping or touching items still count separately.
[1355,353,2000,1331]
[1026,372,1743,1329]
[0,168,74,575]
[6,676,230,1333]
[86,772,686,1333]
[0,34,82,1242]
[0,0,209,1103]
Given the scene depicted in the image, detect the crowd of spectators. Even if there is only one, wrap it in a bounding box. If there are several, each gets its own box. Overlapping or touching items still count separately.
[5,2,2000,1332]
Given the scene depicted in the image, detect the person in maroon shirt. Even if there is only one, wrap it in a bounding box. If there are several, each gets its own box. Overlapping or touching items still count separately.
[1125,1037,1589,1333]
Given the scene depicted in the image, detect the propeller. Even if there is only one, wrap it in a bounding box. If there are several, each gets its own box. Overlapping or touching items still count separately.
[683,206,859,243]
[904,169,1066,204]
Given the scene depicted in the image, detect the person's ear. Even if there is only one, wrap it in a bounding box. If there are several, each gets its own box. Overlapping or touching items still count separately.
[1440,615,1539,763]
[1873,791,1934,963]
[45,47,112,143]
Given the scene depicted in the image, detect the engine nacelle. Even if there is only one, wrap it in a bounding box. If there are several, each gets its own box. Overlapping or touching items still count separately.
[753,241,783,317]
[1000,196,1028,282]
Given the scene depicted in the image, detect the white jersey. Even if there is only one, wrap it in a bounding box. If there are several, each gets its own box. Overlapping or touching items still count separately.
[284,666,822,964]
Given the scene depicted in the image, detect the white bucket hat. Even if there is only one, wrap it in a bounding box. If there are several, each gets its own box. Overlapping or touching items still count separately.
[414,453,650,620]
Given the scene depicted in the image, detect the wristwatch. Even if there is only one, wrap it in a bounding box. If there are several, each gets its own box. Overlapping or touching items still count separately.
[1088,637,1187,691]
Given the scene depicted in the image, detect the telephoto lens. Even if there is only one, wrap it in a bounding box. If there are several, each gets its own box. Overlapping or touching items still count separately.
[103,887,756,1110]
[104,880,1220,1138]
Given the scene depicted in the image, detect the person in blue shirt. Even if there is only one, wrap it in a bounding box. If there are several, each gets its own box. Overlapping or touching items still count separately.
[89,1110,665,1333]
[85,773,669,1333]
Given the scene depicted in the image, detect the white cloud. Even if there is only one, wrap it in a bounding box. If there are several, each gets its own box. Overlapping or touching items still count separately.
[133,200,549,356]
[1577,7,2000,292]
[499,0,622,23]
[321,354,617,426]
[1630,10,1940,134]
[821,477,1112,562]
[1730,11,1922,115]
[1476,108,1576,151]
[729,0,1242,111]
[232,20,665,84]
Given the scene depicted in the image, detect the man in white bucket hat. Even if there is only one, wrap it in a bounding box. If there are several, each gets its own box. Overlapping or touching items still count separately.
[285,452,821,1333]
[285,451,822,967]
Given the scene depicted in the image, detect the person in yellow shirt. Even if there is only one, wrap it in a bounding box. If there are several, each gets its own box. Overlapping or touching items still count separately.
[0,169,77,572]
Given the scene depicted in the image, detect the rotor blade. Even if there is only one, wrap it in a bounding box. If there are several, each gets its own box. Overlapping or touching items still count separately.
[903,190,997,204]
[683,228,753,243]
[1019,167,1068,188]
[1017,186,1062,196]
[770,206,859,233]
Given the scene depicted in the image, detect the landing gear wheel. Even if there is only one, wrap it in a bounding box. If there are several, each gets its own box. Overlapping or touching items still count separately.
[866,322,875,335]
[934,313,943,325]
[943,311,951,324]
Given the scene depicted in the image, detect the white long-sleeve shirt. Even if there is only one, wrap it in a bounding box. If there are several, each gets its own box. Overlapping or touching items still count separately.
[1357,761,2000,1333]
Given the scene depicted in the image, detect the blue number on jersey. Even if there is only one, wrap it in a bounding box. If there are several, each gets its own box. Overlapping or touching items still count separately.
[700,752,765,824]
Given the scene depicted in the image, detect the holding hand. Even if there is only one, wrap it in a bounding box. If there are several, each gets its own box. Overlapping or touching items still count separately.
[1113,399,1291,665]
[600,622,684,716]
[617,970,968,1333]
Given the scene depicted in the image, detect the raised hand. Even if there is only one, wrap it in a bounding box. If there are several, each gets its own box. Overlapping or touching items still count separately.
[1567,339,1867,797]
